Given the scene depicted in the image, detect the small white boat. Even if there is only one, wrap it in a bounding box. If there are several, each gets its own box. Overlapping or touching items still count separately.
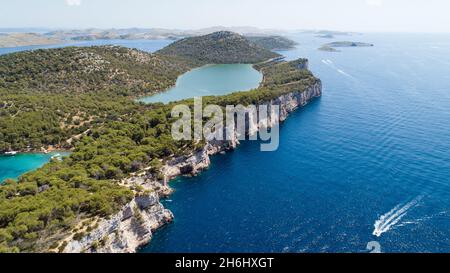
[51,153,62,160]
[4,151,18,156]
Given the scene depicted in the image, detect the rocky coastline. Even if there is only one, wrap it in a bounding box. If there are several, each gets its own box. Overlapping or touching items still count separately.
[62,80,322,253]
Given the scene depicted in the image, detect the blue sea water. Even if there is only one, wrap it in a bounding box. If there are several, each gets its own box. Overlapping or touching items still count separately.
[1,34,450,252]
[141,33,450,253]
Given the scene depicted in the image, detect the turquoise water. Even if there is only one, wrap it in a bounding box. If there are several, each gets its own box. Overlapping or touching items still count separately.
[0,40,171,184]
[0,152,70,183]
[138,64,262,104]
[141,33,450,253]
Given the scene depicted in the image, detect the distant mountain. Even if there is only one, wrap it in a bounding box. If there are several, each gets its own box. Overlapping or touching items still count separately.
[0,28,53,33]
[0,33,63,48]
[245,35,297,51]
[189,26,286,36]
[156,31,280,65]
[315,30,353,36]
[0,27,291,46]
[316,34,335,39]
[47,28,184,41]
[325,41,374,47]
[44,26,287,41]
[0,46,192,95]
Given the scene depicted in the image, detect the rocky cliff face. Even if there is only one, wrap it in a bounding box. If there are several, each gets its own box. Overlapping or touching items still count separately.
[63,81,321,253]
[63,190,173,253]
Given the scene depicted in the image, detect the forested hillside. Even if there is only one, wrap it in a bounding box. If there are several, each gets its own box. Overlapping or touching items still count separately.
[0,57,319,253]
[0,46,192,95]
[245,35,297,51]
[0,32,320,252]
[156,31,280,65]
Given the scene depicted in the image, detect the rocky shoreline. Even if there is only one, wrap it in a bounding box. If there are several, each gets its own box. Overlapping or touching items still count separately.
[62,81,322,253]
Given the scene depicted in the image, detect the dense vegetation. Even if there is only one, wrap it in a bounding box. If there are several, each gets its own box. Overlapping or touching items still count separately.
[0,46,192,95]
[0,100,200,252]
[0,46,194,152]
[0,89,140,152]
[156,31,280,65]
[245,36,297,51]
[0,34,320,252]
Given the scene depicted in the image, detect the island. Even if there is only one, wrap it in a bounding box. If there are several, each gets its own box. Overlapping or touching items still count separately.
[316,34,335,39]
[318,41,374,52]
[0,31,321,253]
[156,31,281,64]
[245,35,298,50]
[0,27,296,48]
[314,30,355,36]
[318,45,340,52]
[0,33,63,48]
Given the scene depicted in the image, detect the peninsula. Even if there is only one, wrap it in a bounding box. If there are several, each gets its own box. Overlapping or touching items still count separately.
[246,35,298,50]
[0,31,321,253]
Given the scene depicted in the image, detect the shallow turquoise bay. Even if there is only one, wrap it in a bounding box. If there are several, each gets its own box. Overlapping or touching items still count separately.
[0,152,70,183]
[138,64,262,104]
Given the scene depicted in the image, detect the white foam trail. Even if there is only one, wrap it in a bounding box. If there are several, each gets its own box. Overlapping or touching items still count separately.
[322,59,353,78]
[397,211,447,228]
[373,196,423,237]
[321,59,333,65]
[337,69,351,77]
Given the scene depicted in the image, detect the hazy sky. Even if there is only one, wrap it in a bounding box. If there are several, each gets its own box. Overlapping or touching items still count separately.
[1,0,449,32]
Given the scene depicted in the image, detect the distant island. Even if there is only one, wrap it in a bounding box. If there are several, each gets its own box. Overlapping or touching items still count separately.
[314,30,353,36]
[0,33,63,48]
[316,34,335,39]
[318,45,340,52]
[246,35,297,50]
[318,41,374,52]
[0,27,296,48]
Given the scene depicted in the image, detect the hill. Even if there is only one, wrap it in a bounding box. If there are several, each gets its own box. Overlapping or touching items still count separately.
[0,46,192,95]
[318,41,374,52]
[0,58,320,253]
[0,33,63,48]
[156,31,280,65]
[245,35,297,51]
[326,41,374,47]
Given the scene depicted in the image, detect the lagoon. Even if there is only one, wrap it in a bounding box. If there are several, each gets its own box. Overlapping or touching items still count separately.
[138,64,263,104]
[0,39,173,184]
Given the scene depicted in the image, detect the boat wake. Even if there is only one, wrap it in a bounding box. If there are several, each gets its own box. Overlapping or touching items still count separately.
[321,59,333,65]
[321,59,353,78]
[373,195,424,237]
[337,69,351,77]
